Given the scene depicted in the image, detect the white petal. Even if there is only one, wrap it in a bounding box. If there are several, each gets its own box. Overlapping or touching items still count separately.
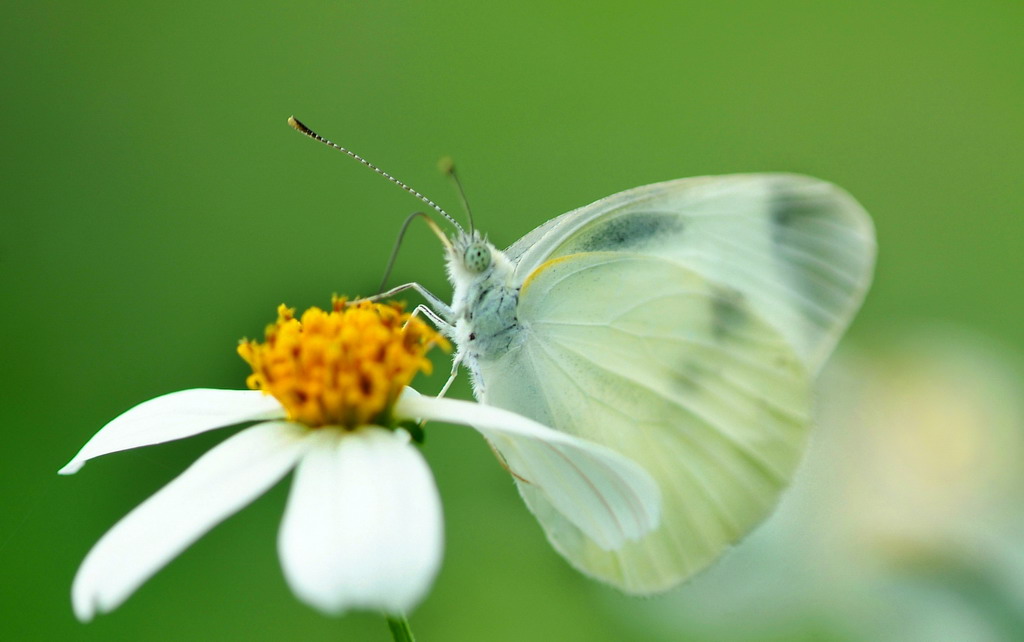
[278,427,443,616]
[71,421,309,622]
[60,389,285,474]
[396,391,660,551]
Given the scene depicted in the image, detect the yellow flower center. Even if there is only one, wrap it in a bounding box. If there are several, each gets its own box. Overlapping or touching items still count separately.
[237,297,449,429]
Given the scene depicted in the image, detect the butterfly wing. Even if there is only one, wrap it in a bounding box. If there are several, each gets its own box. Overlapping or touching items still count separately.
[478,174,874,592]
[508,174,875,373]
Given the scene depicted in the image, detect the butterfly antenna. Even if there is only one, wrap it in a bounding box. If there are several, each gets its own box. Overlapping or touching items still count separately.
[288,116,464,234]
[377,211,451,293]
[438,156,476,235]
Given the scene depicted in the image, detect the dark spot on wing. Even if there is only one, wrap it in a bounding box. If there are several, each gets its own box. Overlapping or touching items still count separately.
[560,211,684,253]
[712,287,747,341]
[768,178,809,231]
[768,179,849,310]
[673,360,711,392]
[770,193,797,230]
[768,179,839,242]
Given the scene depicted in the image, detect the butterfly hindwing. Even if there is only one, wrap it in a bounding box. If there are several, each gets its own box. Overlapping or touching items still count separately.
[478,251,811,592]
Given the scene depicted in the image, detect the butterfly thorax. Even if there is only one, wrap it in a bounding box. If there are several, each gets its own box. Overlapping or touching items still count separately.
[446,234,525,390]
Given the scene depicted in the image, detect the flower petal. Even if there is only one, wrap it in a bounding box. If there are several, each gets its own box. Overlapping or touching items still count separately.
[60,389,285,474]
[71,421,309,622]
[396,391,660,551]
[278,427,443,616]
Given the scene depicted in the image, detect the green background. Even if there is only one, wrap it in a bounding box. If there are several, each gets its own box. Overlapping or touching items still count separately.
[3,1,1022,640]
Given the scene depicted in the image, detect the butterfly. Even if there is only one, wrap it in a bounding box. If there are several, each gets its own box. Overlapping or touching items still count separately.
[289,117,876,594]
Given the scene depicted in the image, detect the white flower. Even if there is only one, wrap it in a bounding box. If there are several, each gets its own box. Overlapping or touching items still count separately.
[61,301,660,621]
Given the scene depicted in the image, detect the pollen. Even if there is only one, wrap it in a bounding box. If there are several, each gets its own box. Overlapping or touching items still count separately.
[237,297,449,429]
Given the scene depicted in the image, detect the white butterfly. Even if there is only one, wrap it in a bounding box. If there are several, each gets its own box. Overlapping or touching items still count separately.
[290,118,876,594]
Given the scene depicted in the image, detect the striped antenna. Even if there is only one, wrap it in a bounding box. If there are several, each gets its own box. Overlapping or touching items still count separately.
[288,116,464,234]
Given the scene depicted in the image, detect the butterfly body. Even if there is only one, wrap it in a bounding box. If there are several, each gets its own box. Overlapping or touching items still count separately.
[446,234,524,393]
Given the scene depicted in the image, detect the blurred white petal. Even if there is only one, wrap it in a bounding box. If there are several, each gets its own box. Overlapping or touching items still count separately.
[72,421,309,622]
[396,390,660,551]
[278,427,443,616]
[60,389,285,474]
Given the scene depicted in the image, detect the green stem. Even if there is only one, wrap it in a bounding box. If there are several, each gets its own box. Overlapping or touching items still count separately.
[386,614,416,642]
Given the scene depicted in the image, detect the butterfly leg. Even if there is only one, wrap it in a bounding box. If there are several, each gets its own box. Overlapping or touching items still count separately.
[355,282,454,323]
[406,303,454,339]
[435,354,462,399]
[407,342,463,437]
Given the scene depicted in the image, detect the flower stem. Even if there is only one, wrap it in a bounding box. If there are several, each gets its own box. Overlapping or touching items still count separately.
[386,614,416,642]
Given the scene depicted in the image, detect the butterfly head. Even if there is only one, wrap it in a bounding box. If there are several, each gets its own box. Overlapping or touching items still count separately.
[462,240,492,273]
[446,230,506,287]
[449,229,490,269]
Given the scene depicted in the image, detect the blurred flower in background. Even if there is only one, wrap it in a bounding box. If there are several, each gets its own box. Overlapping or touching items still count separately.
[617,326,1024,642]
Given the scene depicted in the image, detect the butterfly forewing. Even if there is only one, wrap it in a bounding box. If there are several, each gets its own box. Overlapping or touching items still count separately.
[508,174,875,373]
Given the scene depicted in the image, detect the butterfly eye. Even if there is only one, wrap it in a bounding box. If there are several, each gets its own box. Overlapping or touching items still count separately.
[464,243,492,273]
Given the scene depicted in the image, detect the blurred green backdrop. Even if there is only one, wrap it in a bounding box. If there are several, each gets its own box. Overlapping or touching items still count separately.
[3,1,1022,640]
